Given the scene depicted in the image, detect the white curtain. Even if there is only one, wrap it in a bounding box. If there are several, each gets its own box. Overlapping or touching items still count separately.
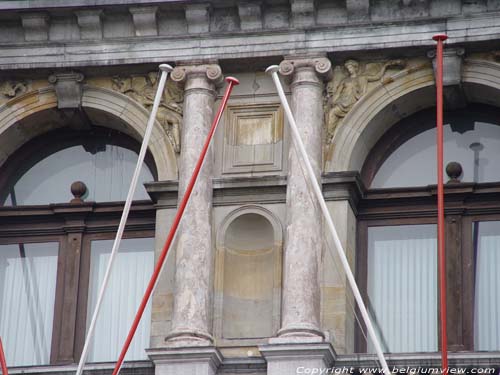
[0,242,58,366]
[474,221,500,350]
[367,224,437,353]
[87,238,154,362]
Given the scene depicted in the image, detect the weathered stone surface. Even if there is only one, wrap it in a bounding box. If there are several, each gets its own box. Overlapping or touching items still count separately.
[148,347,222,375]
[346,0,369,21]
[185,3,210,33]
[324,58,406,143]
[21,13,49,41]
[260,343,335,375]
[238,2,262,30]
[276,57,332,341]
[48,72,84,110]
[165,63,223,346]
[290,0,315,28]
[110,72,183,152]
[321,200,357,354]
[129,6,158,36]
[75,9,103,40]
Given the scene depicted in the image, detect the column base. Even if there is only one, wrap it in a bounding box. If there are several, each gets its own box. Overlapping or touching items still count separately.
[164,329,214,347]
[275,324,326,343]
[259,342,336,375]
[148,346,222,375]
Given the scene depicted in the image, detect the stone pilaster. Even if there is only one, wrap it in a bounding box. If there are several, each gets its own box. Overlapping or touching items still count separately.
[274,57,332,341]
[165,63,223,346]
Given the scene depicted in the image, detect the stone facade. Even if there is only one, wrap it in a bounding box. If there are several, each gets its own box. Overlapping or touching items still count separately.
[1,1,500,374]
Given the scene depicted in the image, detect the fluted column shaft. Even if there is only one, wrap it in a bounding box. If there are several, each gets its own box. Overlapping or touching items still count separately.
[166,63,223,345]
[278,57,332,339]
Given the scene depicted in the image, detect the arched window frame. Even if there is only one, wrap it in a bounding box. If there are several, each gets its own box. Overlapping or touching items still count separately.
[355,104,500,354]
[0,127,157,365]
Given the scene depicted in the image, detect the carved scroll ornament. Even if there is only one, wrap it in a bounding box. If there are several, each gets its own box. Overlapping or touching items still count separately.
[111,72,184,153]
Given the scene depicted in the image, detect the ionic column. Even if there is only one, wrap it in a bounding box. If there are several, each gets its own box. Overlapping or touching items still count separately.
[276,57,332,340]
[165,63,223,345]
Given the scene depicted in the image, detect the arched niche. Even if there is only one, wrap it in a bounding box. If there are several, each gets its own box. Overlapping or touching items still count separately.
[214,206,283,343]
[0,85,177,180]
[327,58,500,174]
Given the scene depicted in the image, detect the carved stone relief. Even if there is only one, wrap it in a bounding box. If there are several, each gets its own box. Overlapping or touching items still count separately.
[324,59,406,143]
[111,72,184,153]
[0,80,30,102]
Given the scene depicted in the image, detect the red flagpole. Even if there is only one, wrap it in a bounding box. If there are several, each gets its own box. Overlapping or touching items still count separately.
[0,337,8,375]
[433,33,448,372]
[110,76,239,375]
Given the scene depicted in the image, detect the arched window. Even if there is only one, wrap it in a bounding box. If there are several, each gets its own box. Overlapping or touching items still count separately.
[357,105,500,354]
[0,127,156,366]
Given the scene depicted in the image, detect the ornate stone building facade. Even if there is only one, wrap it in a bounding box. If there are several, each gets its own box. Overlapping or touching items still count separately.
[0,1,500,374]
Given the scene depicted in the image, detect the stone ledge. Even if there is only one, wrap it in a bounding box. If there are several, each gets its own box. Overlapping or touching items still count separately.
[336,351,500,368]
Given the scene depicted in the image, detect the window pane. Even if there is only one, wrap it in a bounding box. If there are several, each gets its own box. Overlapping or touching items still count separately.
[87,238,154,362]
[0,242,59,366]
[372,122,500,188]
[4,145,153,206]
[367,224,437,353]
[474,221,500,350]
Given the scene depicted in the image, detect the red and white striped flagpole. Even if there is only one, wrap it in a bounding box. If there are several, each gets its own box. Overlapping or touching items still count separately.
[111,76,239,375]
[0,337,8,375]
[433,33,448,372]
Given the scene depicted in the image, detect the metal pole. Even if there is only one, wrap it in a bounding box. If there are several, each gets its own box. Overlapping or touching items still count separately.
[76,64,173,375]
[111,76,239,375]
[0,337,8,375]
[266,66,391,375]
[433,33,449,372]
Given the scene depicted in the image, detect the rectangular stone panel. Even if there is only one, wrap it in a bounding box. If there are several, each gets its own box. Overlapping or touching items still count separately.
[222,102,284,175]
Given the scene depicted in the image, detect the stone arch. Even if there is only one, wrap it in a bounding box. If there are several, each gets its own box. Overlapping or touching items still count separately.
[216,205,283,249]
[214,205,283,342]
[327,58,500,174]
[0,85,177,180]
[326,65,435,173]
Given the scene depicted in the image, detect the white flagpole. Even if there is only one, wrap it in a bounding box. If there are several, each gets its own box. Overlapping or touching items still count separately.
[75,64,173,375]
[266,65,391,375]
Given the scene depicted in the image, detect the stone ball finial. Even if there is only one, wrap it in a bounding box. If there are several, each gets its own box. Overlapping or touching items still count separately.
[70,181,88,203]
[446,161,462,183]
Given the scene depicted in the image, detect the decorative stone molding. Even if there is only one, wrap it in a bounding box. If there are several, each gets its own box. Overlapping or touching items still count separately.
[0,86,177,179]
[185,3,210,34]
[21,13,49,41]
[75,9,103,40]
[324,58,406,143]
[347,0,370,21]
[0,80,30,102]
[428,47,465,86]
[221,102,284,175]
[111,72,184,153]
[48,72,85,110]
[279,57,333,82]
[428,48,466,109]
[290,0,315,28]
[129,6,158,37]
[238,2,263,30]
[171,64,224,87]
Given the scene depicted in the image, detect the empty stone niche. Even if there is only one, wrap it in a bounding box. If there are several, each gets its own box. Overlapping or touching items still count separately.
[214,208,282,342]
[221,102,285,176]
